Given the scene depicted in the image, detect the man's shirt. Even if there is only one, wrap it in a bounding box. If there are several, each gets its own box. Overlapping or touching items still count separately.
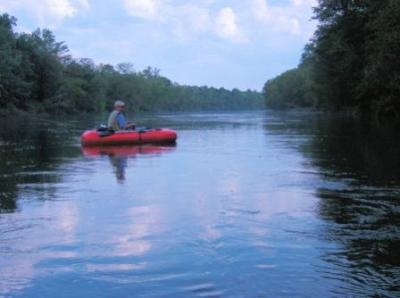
[108,110,126,131]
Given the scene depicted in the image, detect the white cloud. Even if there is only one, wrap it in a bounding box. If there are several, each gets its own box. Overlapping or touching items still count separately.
[215,7,245,42]
[0,0,90,27]
[251,0,315,37]
[165,4,212,42]
[118,0,313,43]
[123,0,159,20]
[178,5,211,33]
[121,1,216,42]
[77,0,90,10]
[252,0,271,23]
[291,0,317,7]
[289,18,301,35]
[120,1,252,43]
[46,0,76,18]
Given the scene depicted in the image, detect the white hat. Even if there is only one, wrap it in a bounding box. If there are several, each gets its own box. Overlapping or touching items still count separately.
[114,100,125,107]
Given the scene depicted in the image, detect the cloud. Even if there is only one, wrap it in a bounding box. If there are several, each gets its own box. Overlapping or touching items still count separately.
[165,4,212,42]
[77,0,90,10]
[291,0,317,7]
[0,0,90,27]
[123,0,159,20]
[177,5,211,33]
[46,0,76,18]
[252,0,271,23]
[119,0,314,43]
[121,1,246,43]
[121,1,213,42]
[250,0,315,37]
[215,7,245,42]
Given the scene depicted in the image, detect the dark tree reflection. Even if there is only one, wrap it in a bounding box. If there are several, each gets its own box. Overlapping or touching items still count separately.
[0,116,80,213]
[266,112,400,296]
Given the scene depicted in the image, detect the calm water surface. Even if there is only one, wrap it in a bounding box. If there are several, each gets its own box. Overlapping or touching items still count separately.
[0,111,399,297]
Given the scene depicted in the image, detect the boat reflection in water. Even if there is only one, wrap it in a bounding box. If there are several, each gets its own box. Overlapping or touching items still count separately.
[82,145,176,183]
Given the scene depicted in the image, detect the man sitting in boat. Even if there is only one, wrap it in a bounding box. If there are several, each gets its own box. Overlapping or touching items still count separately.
[107,100,135,131]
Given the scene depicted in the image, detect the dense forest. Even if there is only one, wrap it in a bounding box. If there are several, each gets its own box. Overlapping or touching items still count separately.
[264,0,400,120]
[0,14,263,114]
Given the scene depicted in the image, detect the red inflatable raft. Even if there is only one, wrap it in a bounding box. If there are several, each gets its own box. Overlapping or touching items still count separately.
[81,128,177,146]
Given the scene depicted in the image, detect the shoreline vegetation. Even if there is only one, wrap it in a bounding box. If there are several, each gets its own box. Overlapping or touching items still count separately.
[0,14,263,115]
[263,0,400,122]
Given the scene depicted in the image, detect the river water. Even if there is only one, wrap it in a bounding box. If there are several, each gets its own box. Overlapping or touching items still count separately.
[0,111,399,297]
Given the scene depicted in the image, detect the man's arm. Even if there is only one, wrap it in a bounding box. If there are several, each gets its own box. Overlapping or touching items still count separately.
[107,111,119,131]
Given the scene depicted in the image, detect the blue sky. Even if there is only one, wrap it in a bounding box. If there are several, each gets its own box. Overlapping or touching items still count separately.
[0,0,317,90]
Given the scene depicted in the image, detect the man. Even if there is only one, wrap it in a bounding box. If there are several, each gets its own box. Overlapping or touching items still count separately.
[107,100,135,131]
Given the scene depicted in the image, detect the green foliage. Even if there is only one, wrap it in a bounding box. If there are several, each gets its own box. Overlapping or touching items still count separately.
[311,0,370,109]
[0,14,31,110]
[264,0,400,118]
[263,64,316,109]
[0,14,264,114]
[361,0,400,117]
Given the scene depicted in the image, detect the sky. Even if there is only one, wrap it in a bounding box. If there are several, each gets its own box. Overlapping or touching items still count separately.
[0,0,317,91]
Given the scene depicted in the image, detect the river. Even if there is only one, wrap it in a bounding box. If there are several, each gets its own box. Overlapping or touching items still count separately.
[0,111,399,297]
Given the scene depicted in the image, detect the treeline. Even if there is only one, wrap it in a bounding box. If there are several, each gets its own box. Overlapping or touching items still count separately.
[0,14,263,114]
[264,0,400,119]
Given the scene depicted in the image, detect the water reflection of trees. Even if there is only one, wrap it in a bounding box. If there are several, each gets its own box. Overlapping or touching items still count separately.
[307,117,400,296]
[266,112,400,296]
[0,117,80,213]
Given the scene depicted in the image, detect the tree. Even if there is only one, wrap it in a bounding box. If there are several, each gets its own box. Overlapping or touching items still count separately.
[362,0,400,119]
[0,14,31,110]
[263,65,316,109]
[263,0,400,119]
